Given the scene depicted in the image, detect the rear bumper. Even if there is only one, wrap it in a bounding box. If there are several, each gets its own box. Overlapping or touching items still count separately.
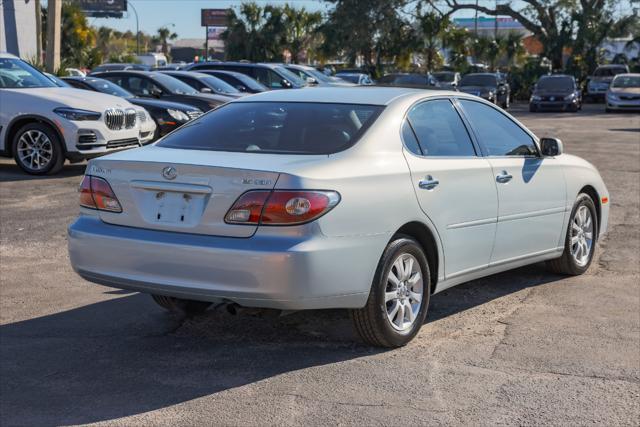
[68,216,385,310]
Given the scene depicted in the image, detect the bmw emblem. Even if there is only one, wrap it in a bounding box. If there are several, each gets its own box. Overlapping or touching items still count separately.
[162,166,177,180]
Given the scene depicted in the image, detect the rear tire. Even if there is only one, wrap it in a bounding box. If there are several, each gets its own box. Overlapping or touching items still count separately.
[351,236,431,348]
[151,294,212,315]
[547,194,598,275]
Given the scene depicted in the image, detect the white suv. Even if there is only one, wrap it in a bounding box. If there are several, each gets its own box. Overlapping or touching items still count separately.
[0,53,155,174]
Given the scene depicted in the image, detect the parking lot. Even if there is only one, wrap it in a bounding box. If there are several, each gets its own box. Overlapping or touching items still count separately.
[0,103,638,425]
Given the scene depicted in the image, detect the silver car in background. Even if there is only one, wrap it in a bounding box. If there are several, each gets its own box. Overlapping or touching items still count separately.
[68,87,609,347]
[605,73,640,112]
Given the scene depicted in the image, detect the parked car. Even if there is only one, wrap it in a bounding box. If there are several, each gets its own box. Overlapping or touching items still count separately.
[186,62,307,89]
[44,72,72,87]
[157,70,245,98]
[529,74,582,112]
[585,64,630,102]
[90,63,150,73]
[155,63,189,71]
[63,76,202,139]
[283,64,354,86]
[136,53,168,69]
[197,69,268,93]
[376,73,440,89]
[605,73,640,112]
[91,70,232,112]
[458,73,510,109]
[65,67,86,77]
[68,87,609,347]
[0,53,149,174]
[335,72,374,85]
[432,71,461,90]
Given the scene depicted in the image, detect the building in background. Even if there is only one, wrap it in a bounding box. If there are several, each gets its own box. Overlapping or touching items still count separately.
[1,0,38,59]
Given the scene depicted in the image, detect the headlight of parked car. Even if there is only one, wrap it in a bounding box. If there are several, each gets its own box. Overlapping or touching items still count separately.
[607,93,619,101]
[167,109,190,121]
[54,107,101,121]
[531,95,541,102]
[564,94,575,101]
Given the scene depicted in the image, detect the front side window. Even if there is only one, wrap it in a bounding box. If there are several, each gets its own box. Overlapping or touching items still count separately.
[405,99,476,157]
[157,102,383,155]
[459,99,537,156]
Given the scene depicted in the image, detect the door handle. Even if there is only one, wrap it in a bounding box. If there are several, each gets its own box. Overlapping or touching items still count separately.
[496,170,513,183]
[419,175,439,190]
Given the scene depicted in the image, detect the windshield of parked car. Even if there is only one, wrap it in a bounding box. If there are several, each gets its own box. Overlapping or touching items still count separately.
[459,74,497,87]
[150,73,199,95]
[336,73,361,84]
[0,58,57,88]
[157,102,383,155]
[433,72,455,82]
[199,75,240,94]
[274,66,307,87]
[86,78,134,98]
[536,76,574,91]
[594,67,627,77]
[611,75,640,88]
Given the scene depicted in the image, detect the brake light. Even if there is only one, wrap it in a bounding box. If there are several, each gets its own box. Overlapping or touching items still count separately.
[78,175,122,213]
[225,190,340,225]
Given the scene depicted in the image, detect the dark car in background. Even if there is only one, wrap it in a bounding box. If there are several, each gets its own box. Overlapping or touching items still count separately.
[90,63,150,73]
[158,70,245,98]
[529,74,582,112]
[91,70,232,111]
[283,64,354,86]
[376,73,440,89]
[432,71,461,90]
[585,64,630,102]
[197,69,268,93]
[62,76,203,139]
[186,62,307,90]
[457,73,510,109]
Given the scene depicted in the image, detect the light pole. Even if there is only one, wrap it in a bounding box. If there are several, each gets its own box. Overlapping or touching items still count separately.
[127,0,140,55]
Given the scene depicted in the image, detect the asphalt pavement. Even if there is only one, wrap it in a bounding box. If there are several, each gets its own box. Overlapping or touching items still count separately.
[0,103,638,426]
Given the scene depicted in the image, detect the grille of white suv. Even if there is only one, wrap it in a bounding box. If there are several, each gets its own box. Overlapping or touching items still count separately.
[104,108,137,130]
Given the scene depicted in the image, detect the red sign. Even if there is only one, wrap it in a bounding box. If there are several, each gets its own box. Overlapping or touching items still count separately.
[201,9,228,27]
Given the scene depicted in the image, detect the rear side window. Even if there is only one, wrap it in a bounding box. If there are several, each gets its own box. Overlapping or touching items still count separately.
[406,99,476,156]
[157,102,384,155]
[460,100,537,156]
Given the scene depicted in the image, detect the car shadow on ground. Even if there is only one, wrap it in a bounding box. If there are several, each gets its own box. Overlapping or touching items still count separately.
[0,162,86,182]
[0,263,564,425]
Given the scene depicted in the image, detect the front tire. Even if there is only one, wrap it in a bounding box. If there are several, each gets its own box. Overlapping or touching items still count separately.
[501,95,509,109]
[12,122,64,175]
[151,294,212,315]
[547,194,598,275]
[351,236,430,348]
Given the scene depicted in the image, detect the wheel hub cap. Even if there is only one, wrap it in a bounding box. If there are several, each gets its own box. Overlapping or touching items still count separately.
[17,130,53,171]
[570,205,594,267]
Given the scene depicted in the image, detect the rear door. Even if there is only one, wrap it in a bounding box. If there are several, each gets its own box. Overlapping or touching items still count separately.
[458,99,566,262]
[402,98,498,278]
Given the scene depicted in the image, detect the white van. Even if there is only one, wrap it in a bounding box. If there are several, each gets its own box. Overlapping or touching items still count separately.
[135,53,168,69]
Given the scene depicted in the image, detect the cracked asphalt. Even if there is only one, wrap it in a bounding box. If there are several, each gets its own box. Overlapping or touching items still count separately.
[1,103,639,426]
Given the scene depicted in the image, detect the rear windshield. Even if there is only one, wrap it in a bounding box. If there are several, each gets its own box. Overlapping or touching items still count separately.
[459,74,497,87]
[157,102,383,155]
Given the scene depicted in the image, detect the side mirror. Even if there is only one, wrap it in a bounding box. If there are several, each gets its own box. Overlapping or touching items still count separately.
[200,87,213,94]
[306,77,318,85]
[451,82,457,87]
[540,137,563,156]
[281,79,292,88]
[236,85,247,92]
[151,88,162,98]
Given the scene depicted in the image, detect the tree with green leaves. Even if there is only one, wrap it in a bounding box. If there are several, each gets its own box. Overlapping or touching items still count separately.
[154,26,178,61]
[282,4,323,63]
[416,7,450,71]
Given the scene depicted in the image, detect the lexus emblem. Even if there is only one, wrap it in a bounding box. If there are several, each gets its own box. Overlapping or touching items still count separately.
[162,166,177,180]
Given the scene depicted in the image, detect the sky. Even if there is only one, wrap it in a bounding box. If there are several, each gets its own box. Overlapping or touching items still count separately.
[60,0,635,40]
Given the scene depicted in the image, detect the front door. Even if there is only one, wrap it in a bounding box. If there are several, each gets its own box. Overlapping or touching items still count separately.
[458,99,567,263]
[402,99,498,278]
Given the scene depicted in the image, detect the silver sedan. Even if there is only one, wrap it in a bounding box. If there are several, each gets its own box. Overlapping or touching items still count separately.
[68,87,609,347]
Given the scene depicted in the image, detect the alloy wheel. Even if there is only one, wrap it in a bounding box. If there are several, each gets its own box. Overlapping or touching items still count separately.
[17,130,53,171]
[570,205,594,267]
[385,253,424,331]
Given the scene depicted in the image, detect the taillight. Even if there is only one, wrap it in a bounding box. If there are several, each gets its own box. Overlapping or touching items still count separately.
[225,190,340,225]
[78,175,122,213]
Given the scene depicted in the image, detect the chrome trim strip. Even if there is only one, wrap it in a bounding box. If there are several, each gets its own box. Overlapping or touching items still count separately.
[447,217,497,230]
[499,206,566,222]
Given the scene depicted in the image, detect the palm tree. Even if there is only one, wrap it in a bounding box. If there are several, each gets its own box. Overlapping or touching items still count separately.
[282,4,322,63]
[154,26,177,60]
[502,32,525,70]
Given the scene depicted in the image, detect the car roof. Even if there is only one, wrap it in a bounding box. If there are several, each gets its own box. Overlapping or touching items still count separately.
[540,74,573,78]
[233,86,456,106]
[158,70,210,78]
[597,64,628,68]
[193,62,281,69]
[0,52,19,59]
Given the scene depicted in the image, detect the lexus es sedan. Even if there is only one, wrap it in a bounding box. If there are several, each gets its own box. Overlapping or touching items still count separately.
[68,87,609,347]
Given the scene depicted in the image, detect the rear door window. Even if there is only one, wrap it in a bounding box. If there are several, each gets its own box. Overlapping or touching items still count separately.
[157,102,383,155]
